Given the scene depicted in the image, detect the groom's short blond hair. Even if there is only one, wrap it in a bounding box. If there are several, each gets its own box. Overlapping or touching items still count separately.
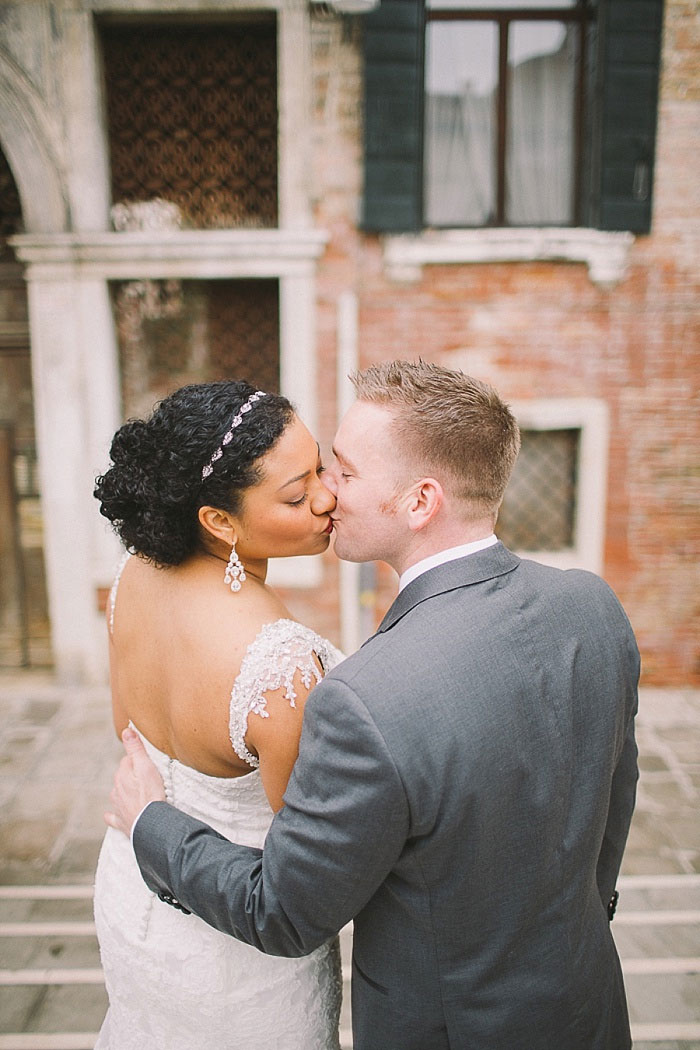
[351,360,520,519]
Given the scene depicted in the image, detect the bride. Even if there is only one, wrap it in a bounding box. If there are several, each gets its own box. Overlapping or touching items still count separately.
[92,380,342,1049]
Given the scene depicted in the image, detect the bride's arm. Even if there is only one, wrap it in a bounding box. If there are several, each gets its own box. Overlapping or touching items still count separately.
[245,661,322,813]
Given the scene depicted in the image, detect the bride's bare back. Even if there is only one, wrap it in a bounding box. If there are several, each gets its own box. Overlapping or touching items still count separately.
[109,552,320,810]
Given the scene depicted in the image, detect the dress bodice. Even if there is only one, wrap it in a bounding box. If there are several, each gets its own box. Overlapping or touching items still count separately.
[135,730,273,848]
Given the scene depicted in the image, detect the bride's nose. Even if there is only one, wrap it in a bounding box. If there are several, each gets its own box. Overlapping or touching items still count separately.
[311,478,336,515]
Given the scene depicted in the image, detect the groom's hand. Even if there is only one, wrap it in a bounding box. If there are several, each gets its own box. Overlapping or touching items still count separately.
[104,727,166,837]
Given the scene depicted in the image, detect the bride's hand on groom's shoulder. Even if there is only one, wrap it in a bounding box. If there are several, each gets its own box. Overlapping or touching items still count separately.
[104,728,166,838]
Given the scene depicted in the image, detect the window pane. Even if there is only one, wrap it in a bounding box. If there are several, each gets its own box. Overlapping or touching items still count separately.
[506,22,577,224]
[496,429,578,551]
[424,22,498,226]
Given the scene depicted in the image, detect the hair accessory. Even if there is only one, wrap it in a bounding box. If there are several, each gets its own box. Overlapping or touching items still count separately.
[224,541,246,592]
[201,391,267,480]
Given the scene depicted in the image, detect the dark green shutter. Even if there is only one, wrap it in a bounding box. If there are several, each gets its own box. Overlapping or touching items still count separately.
[595,0,664,233]
[362,0,424,232]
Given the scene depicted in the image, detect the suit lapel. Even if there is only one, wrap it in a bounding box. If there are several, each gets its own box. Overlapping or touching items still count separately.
[374,542,520,636]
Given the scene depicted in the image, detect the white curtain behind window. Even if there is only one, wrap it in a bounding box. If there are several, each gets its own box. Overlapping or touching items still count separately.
[424,22,576,227]
[506,24,576,223]
[424,90,494,225]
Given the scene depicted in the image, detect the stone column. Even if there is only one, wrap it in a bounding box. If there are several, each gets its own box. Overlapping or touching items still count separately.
[18,260,121,683]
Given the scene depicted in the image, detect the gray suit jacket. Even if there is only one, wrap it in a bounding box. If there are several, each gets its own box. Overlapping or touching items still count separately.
[134,543,639,1050]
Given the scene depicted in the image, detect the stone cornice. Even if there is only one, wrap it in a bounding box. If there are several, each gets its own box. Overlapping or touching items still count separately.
[9,229,330,280]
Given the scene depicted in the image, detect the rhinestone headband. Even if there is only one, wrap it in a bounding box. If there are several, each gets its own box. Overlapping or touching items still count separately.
[201,391,267,480]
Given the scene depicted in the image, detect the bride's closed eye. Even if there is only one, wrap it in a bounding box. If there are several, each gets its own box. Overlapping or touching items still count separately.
[288,464,326,506]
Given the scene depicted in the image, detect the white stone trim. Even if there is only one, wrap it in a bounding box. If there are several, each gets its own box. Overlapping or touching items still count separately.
[384,228,635,287]
[10,229,328,280]
[506,398,609,574]
[267,272,323,588]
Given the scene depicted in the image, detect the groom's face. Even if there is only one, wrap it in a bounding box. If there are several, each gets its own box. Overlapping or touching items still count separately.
[325,400,411,566]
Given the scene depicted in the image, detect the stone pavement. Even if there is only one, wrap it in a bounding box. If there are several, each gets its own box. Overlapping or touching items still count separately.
[0,673,698,1049]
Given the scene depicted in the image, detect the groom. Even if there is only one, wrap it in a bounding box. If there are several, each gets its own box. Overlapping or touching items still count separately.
[108,360,639,1050]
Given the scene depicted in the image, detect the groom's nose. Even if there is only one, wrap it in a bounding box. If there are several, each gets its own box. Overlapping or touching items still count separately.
[321,463,339,496]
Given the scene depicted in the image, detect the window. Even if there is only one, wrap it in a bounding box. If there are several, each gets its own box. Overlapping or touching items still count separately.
[497,399,609,573]
[363,0,663,235]
[101,20,278,229]
[497,427,579,551]
[424,0,592,227]
[110,278,280,421]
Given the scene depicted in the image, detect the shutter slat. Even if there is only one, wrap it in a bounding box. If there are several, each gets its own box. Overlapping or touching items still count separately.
[362,0,424,232]
[596,0,663,233]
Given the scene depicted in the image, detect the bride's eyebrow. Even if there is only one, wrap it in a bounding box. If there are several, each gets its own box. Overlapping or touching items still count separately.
[277,444,322,491]
[278,470,310,491]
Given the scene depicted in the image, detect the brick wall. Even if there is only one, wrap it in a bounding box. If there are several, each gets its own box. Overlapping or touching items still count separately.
[293,2,699,685]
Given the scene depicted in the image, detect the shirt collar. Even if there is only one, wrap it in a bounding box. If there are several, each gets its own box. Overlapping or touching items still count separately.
[398,535,499,593]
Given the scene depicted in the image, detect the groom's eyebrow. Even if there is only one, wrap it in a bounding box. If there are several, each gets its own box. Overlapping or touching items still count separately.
[331,445,358,473]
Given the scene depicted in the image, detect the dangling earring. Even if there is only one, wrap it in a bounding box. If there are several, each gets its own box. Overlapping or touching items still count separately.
[224,541,246,592]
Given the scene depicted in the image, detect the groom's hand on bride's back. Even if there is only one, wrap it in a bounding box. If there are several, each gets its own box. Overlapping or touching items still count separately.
[104,728,166,837]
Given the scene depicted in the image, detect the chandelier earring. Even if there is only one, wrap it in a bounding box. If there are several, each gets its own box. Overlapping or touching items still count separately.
[224,541,246,592]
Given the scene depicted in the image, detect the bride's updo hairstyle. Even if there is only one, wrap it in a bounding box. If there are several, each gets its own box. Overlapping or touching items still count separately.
[95,380,294,566]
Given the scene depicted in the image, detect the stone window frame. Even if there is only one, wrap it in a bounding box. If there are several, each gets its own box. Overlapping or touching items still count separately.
[505,397,609,573]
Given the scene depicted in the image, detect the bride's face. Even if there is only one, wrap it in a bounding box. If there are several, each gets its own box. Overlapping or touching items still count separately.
[233,415,336,562]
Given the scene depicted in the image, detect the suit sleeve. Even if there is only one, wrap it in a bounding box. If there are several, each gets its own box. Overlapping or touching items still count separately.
[133,676,409,956]
[596,616,641,912]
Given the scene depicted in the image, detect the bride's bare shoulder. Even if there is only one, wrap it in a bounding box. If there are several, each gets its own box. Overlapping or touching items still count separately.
[213,581,296,648]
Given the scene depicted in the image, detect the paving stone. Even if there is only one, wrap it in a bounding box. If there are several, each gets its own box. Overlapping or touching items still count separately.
[614,924,700,958]
[633,1043,700,1050]
[0,986,46,1033]
[639,754,672,772]
[626,973,700,1024]
[27,983,108,1033]
[0,936,101,970]
[0,819,64,866]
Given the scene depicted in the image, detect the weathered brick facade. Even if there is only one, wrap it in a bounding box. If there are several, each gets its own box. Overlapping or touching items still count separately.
[279,1,699,686]
[0,0,696,684]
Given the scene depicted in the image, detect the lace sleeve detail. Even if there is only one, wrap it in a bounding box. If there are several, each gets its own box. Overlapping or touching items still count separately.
[229,619,342,768]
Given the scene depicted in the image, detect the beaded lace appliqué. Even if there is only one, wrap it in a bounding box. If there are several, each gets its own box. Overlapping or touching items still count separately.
[229,619,337,768]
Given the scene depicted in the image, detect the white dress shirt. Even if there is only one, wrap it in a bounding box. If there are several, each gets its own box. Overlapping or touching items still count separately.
[398,534,498,593]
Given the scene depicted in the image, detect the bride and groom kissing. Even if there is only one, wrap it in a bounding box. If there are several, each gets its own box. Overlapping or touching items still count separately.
[95,359,639,1050]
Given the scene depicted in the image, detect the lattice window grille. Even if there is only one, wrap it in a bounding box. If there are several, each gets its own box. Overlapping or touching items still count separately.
[111,278,280,422]
[101,22,278,230]
[497,428,579,552]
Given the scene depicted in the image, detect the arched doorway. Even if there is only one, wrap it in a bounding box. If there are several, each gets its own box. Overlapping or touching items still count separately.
[0,146,50,667]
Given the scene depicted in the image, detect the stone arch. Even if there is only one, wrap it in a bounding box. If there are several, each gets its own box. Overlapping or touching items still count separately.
[0,49,68,233]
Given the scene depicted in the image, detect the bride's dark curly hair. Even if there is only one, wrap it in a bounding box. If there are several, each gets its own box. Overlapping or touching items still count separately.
[94,380,295,566]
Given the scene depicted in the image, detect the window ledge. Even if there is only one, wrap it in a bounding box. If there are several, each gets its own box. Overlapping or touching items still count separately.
[383,228,634,287]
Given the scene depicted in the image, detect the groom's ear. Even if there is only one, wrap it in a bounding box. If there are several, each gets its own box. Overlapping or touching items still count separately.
[198,505,238,546]
[405,477,443,533]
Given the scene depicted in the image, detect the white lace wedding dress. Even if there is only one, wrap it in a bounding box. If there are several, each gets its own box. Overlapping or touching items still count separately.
[94,581,344,1050]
